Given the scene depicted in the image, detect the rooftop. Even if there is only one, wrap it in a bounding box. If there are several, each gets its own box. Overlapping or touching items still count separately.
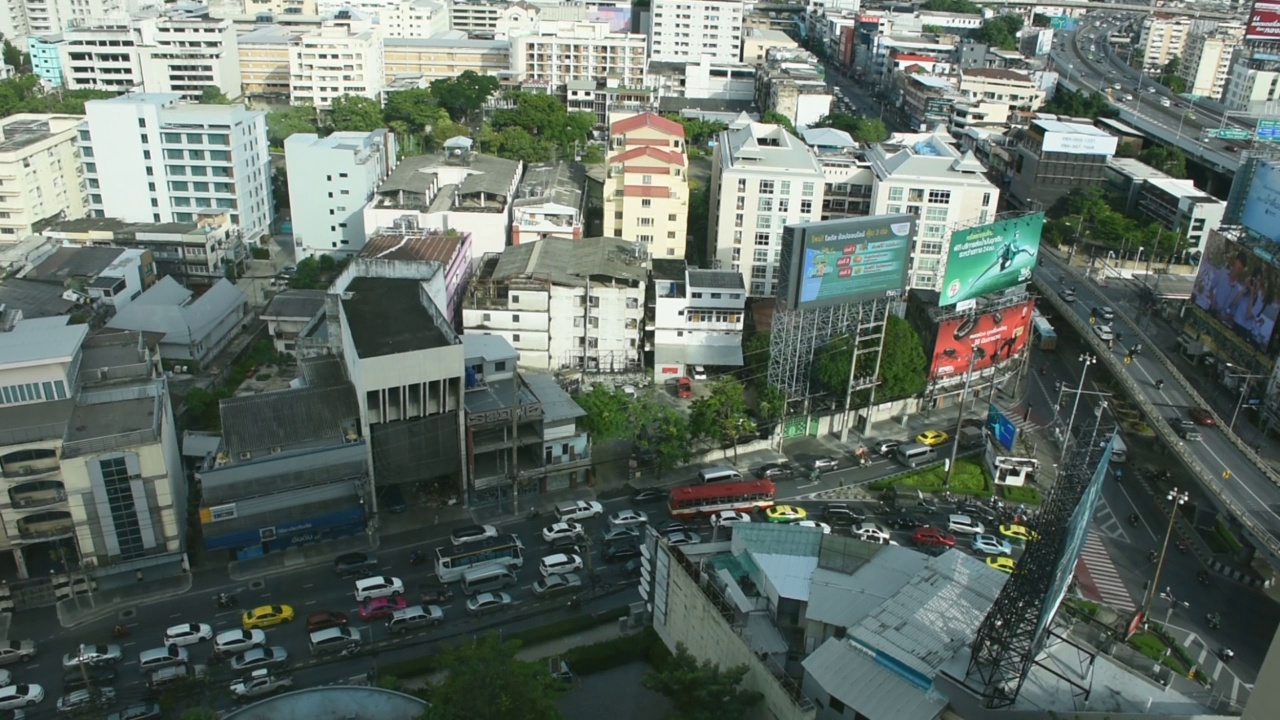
[298,355,348,389]
[262,289,327,321]
[611,111,686,138]
[522,372,586,423]
[65,393,158,444]
[1032,117,1113,137]
[219,383,360,459]
[358,230,465,264]
[1145,176,1221,202]
[0,398,73,442]
[341,277,452,358]
[221,686,427,720]
[1107,156,1173,181]
[962,68,1033,83]
[463,333,515,365]
[513,161,587,212]
[25,246,126,283]
[0,116,74,153]
[0,279,75,319]
[107,277,248,346]
[721,118,823,174]
[488,236,648,287]
[0,315,88,366]
[374,151,519,212]
[869,129,992,183]
[686,268,745,290]
[651,258,687,282]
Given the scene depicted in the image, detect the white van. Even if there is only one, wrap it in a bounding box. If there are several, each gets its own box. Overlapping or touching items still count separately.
[1110,435,1128,463]
[460,566,518,596]
[698,466,743,484]
[894,443,936,468]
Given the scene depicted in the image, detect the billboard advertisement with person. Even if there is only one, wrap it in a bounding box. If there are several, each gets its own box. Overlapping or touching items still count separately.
[1241,160,1280,243]
[930,300,1035,380]
[1190,233,1280,352]
[939,213,1045,307]
[777,215,914,309]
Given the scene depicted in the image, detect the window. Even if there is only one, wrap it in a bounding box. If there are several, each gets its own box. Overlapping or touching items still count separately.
[908,188,924,202]
[758,179,774,194]
[736,178,747,192]
[187,150,205,161]
[923,223,945,238]
[757,197,773,212]
[512,334,521,342]
[637,217,654,227]
[777,198,789,213]
[642,175,653,185]
[186,133,202,144]
[164,149,184,160]
[511,314,519,322]
[802,182,815,197]
[99,455,145,560]
[800,199,812,214]
[735,213,744,228]
[641,198,652,208]
[754,231,770,246]
[668,214,678,222]
[162,132,181,143]
[982,192,992,206]
[919,240,944,254]
[753,248,769,263]
[927,189,951,204]
[756,215,771,229]
[888,187,904,202]
[494,361,506,371]
[925,206,948,222]
[780,181,791,194]
[887,205,902,214]
[638,234,654,244]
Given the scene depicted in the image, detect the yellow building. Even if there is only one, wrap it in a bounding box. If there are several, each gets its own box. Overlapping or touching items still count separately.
[237,25,301,98]
[383,37,511,83]
[603,112,690,260]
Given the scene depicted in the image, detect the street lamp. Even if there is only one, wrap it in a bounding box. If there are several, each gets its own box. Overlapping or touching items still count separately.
[944,344,985,488]
[1157,587,1190,627]
[1139,487,1190,629]
[1059,353,1097,465]
[1224,364,1267,431]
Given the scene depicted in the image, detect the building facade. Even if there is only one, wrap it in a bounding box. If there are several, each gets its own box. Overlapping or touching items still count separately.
[512,161,587,246]
[1180,23,1245,100]
[237,25,300,98]
[650,260,746,381]
[755,48,833,129]
[27,34,64,87]
[509,21,648,90]
[1223,51,1280,113]
[648,0,744,64]
[1134,177,1225,256]
[0,115,87,240]
[79,93,273,242]
[379,0,450,38]
[707,117,825,297]
[288,18,385,109]
[286,130,397,259]
[957,68,1045,109]
[1007,116,1118,214]
[44,212,248,286]
[603,112,690,260]
[1138,13,1191,74]
[383,37,512,82]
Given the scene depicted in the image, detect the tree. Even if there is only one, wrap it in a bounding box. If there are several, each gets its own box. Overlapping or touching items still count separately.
[812,335,853,396]
[180,710,219,720]
[688,377,755,461]
[686,185,710,265]
[816,112,888,144]
[921,0,980,13]
[877,316,927,401]
[489,92,593,160]
[329,94,385,132]
[921,24,945,35]
[288,256,324,289]
[756,384,787,430]
[430,70,499,124]
[761,110,795,135]
[266,106,318,146]
[183,387,219,430]
[1038,88,1117,119]
[742,332,771,390]
[662,114,727,147]
[2,39,27,72]
[644,643,763,720]
[574,385,633,440]
[1032,13,1051,27]
[975,15,1024,52]
[634,398,694,480]
[422,632,562,720]
[1138,145,1187,178]
[200,86,232,105]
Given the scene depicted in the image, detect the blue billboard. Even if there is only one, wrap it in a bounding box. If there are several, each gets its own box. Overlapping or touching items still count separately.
[1242,159,1280,244]
[779,215,915,310]
[986,404,1017,451]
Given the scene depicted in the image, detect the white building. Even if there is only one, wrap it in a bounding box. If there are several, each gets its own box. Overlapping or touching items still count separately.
[1224,53,1280,113]
[650,259,745,381]
[79,93,273,242]
[58,7,242,100]
[0,115,87,241]
[866,129,1000,290]
[755,48,833,129]
[649,0,744,64]
[511,161,587,246]
[2,0,136,42]
[1135,177,1225,256]
[707,115,826,297]
[1138,14,1192,74]
[288,17,385,109]
[379,0,450,38]
[285,130,397,259]
[510,20,648,90]
[741,27,797,65]
[449,0,506,38]
[957,68,1046,109]
[462,236,647,372]
[1180,22,1245,101]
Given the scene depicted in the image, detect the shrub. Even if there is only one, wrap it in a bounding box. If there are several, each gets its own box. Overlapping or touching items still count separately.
[872,460,991,497]
[250,247,271,260]
[509,606,628,646]
[564,629,657,675]
[1002,485,1042,505]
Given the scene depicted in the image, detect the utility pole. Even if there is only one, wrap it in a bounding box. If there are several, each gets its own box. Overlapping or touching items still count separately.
[510,375,521,515]
[944,345,983,488]
[1059,353,1097,464]
[1139,487,1189,629]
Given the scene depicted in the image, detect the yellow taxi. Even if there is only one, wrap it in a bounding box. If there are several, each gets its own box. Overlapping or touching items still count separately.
[986,556,1016,574]
[915,430,949,447]
[999,524,1039,543]
[242,604,296,630]
[765,505,808,523]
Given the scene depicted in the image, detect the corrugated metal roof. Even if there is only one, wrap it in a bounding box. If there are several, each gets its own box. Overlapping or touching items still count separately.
[0,315,86,365]
[220,383,359,458]
[262,289,326,321]
[803,639,948,720]
[522,372,586,423]
[491,236,648,286]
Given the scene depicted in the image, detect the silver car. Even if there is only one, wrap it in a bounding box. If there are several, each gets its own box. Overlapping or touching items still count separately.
[61,644,122,670]
[0,641,35,666]
[214,629,266,656]
[230,646,289,672]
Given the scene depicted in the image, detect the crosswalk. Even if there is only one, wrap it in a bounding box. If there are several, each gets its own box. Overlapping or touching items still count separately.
[1075,532,1136,615]
[1165,624,1253,709]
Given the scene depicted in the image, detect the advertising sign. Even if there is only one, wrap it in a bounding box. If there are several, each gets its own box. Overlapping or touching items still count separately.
[929,300,1035,380]
[986,404,1017,452]
[781,215,914,309]
[939,213,1045,307]
[1242,160,1280,243]
[1190,232,1280,352]
[1247,1,1280,41]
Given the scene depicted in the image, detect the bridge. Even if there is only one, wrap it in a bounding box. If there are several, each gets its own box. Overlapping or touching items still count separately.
[754,0,1238,20]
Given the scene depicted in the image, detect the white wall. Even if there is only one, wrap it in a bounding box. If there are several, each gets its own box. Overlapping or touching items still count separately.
[286,131,394,259]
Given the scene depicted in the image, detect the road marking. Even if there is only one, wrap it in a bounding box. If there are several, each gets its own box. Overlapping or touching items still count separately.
[302,583,314,589]
[1114,483,1156,542]
[170,613,182,618]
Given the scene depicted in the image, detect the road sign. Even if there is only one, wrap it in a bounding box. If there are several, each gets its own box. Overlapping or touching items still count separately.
[1205,128,1252,140]
[1256,119,1280,142]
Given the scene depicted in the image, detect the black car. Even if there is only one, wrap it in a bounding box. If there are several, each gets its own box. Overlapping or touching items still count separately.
[603,542,642,563]
[657,521,690,535]
[955,501,994,520]
[756,463,796,480]
[549,536,583,554]
[823,504,865,525]
[64,665,118,690]
[621,557,645,579]
[631,487,666,503]
[889,514,924,530]
[332,552,379,577]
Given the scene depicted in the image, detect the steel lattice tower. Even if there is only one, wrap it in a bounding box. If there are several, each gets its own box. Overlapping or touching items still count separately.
[768,299,892,402]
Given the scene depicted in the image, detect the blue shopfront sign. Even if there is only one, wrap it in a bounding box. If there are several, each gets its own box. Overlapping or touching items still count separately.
[207,507,366,552]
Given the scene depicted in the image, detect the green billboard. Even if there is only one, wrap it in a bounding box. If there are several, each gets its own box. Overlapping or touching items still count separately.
[939,213,1045,307]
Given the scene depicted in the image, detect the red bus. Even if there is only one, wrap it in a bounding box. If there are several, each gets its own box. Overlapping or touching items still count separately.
[668,480,776,518]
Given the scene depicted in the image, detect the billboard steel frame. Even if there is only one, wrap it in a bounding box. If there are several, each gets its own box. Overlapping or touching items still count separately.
[768,299,892,410]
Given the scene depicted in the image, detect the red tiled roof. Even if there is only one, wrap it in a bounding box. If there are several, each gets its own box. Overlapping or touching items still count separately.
[610,112,686,139]
[623,186,672,198]
[893,53,939,63]
[609,145,686,167]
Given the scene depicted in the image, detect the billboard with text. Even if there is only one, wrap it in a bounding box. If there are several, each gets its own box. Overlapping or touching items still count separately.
[1190,232,1280,353]
[929,300,1035,380]
[1242,160,1280,243]
[940,214,1044,307]
[1247,1,1280,41]
[778,215,914,309]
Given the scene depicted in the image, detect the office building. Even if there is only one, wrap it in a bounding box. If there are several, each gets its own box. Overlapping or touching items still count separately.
[79,93,273,241]
[1138,13,1191,74]
[379,0,450,38]
[707,116,825,297]
[3,0,134,42]
[383,37,511,82]
[1223,50,1280,113]
[288,17,385,109]
[27,34,64,87]
[1135,178,1225,256]
[285,130,397,259]
[648,0,744,64]
[741,27,797,65]
[509,20,648,90]
[603,112,690,260]
[1180,22,1245,100]
[239,0,318,14]
[0,115,87,240]
[650,259,745,381]
[237,24,301,98]
[1007,115,1117,214]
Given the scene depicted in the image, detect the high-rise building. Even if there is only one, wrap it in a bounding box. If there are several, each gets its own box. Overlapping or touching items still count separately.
[287,17,385,109]
[286,130,398,259]
[1138,13,1192,74]
[509,20,648,90]
[0,114,87,240]
[3,0,135,42]
[1181,22,1246,100]
[1223,51,1280,113]
[649,0,744,64]
[603,112,691,260]
[79,93,273,241]
[707,116,825,297]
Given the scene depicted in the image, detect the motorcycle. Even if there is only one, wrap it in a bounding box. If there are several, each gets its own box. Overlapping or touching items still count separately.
[1154,379,1164,390]
[1148,549,1159,563]
[1197,570,1210,586]
[1128,513,1140,527]
[1218,647,1234,663]
[409,550,427,567]
[1176,539,1190,554]
[216,593,238,609]
[1207,612,1221,629]
[421,586,453,604]
[112,625,130,639]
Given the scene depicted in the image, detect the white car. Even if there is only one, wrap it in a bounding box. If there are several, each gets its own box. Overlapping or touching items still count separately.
[230,669,294,699]
[1092,324,1114,342]
[354,575,404,602]
[163,623,213,647]
[61,644,122,670]
[541,522,584,543]
[796,520,832,534]
[0,684,42,709]
[539,553,584,577]
[971,534,1014,557]
[554,500,604,522]
[608,509,649,527]
[710,510,752,528]
[854,523,891,543]
[692,365,708,380]
[214,629,267,656]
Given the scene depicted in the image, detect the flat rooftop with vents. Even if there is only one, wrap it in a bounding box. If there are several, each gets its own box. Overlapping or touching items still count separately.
[340,276,452,358]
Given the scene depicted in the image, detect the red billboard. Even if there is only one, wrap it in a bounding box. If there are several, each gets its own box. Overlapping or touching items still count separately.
[930,301,1035,380]
[1247,1,1280,41]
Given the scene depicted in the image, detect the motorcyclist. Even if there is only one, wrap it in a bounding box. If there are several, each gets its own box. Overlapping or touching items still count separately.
[113,625,128,638]
[1155,379,1164,390]
[1207,612,1220,628]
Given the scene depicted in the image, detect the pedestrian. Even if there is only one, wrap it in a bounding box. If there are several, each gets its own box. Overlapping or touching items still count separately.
[1024,403,1032,422]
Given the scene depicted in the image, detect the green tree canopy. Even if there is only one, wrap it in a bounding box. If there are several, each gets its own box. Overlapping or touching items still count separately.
[200,86,232,104]
[384,88,448,129]
[1039,88,1117,119]
[422,632,562,720]
[662,114,728,147]
[878,315,927,400]
[644,643,763,720]
[329,94,385,132]
[430,70,500,123]
[485,92,593,161]
[3,39,28,71]
[0,75,113,116]
[574,385,633,439]
[921,0,981,14]
[761,110,796,135]
[815,112,888,144]
[688,377,755,461]
[633,397,694,479]
[1138,145,1187,178]
[266,106,319,146]
[742,332,771,391]
[975,15,1025,51]
[812,335,854,396]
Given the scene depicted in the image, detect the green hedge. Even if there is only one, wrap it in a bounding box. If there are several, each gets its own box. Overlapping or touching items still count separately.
[563,629,658,676]
[1002,485,1042,505]
[869,460,991,497]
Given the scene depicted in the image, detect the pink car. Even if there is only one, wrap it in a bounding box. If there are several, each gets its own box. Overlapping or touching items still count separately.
[358,595,408,621]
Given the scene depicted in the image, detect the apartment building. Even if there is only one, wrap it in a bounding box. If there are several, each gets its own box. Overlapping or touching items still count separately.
[237,24,301,97]
[603,112,690,260]
[1224,51,1280,113]
[5,0,132,41]
[866,129,999,290]
[707,117,825,297]
[0,317,186,590]
[0,115,87,240]
[742,27,797,65]
[379,0,449,38]
[649,0,744,64]
[450,0,506,38]
[462,236,647,372]
[650,259,745,381]
[1180,22,1245,100]
[383,37,511,82]
[240,0,318,14]
[357,227,474,325]
[957,68,1046,109]
[288,17,385,109]
[27,34,64,87]
[285,130,397,259]
[58,7,243,101]
[512,160,588,246]
[801,127,875,221]
[509,21,648,90]
[79,93,273,241]
[754,48,833,129]
[1138,14,1191,74]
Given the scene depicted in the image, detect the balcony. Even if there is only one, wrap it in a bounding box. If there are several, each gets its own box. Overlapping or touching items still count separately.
[8,480,67,509]
[1,448,59,479]
[16,511,74,541]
